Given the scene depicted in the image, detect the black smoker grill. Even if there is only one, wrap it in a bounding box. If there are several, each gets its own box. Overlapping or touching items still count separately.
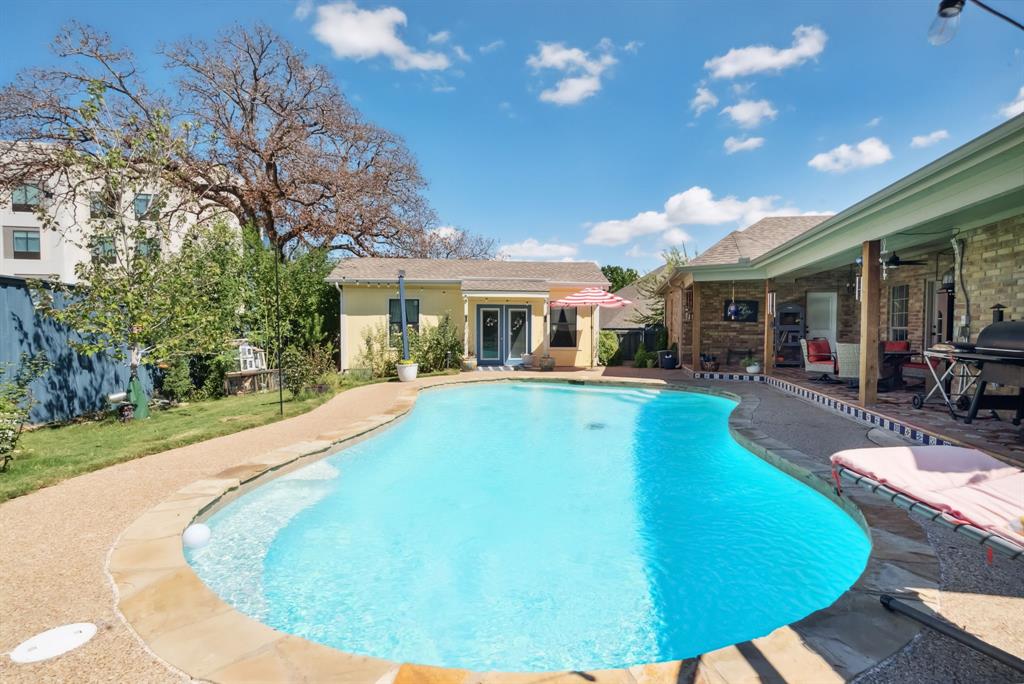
[954,320,1024,425]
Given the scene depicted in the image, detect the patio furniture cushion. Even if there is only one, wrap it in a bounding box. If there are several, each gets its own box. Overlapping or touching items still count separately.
[884,340,911,352]
[807,339,832,362]
[831,446,1024,547]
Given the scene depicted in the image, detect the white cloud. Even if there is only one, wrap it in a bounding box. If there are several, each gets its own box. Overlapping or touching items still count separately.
[497,238,578,260]
[705,25,827,79]
[998,86,1024,119]
[910,129,949,148]
[428,30,450,44]
[662,227,692,246]
[294,0,314,20]
[721,99,777,128]
[527,41,618,106]
[312,2,450,71]
[866,116,882,127]
[453,45,471,62]
[429,226,460,238]
[808,137,893,173]
[585,186,805,246]
[432,84,455,93]
[479,39,505,54]
[731,82,753,96]
[690,87,718,116]
[623,40,643,54]
[724,136,765,154]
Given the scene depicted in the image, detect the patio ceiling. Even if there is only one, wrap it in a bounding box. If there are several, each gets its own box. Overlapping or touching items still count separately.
[679,115,1024,284]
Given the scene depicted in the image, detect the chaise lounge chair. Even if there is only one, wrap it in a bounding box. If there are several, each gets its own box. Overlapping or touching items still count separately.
[831,445,1024,560]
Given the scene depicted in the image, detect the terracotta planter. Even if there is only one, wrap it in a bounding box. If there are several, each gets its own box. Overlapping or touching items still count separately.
[396,362,418,382]
[521,353,535,369]
[539,356,555,371]
[462,357,478,371]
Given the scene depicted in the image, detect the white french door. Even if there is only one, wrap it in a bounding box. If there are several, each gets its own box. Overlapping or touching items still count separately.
[806,292,838,348]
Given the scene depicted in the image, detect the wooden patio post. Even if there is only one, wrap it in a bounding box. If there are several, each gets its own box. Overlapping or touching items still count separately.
[763,279,774,374]
[463,295,469,356]
[859,240,881,405]
[691,282,702,370]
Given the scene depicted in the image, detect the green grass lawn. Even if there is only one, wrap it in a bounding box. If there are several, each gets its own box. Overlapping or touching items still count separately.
[0,369,461,502]
[1,385,349,502]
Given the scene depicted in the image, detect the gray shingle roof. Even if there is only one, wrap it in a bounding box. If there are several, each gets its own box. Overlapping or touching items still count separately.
[688,215,832,267]
[461,278,550,292]
[327,258,608,286]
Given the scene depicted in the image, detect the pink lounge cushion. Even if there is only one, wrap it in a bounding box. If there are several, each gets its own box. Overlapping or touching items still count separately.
[831,446,1024,547]
[807,339,832,363]
[884,340,911,352]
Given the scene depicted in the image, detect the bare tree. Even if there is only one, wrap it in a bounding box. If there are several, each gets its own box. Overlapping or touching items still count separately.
[394,226,496,259]
[161,24,435,255]
[0,23,436,257]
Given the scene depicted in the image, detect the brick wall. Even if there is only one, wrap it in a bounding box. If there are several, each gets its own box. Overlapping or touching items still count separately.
[775,266,859,343]
[698,281,765,364]
[953,214,1024,342]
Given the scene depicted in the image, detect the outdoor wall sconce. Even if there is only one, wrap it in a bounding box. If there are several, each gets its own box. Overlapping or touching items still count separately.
[928,0,1024,45]
[991,303,1006,323]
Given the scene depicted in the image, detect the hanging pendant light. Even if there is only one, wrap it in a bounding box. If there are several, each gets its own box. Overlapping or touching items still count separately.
[727,282,739,320]
[928,0,965,45]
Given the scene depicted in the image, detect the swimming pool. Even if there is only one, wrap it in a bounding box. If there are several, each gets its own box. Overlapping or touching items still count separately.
[188,382,870,672]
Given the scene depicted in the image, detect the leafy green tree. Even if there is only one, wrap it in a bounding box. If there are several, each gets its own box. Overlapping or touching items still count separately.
[628,247,690,328]
[601,265,640,292]
[238,227,338,367]
[26,85,244,406]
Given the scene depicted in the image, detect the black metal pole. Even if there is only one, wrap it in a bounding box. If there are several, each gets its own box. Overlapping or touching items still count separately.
[274,242,284,416]
[880,595,1024,673]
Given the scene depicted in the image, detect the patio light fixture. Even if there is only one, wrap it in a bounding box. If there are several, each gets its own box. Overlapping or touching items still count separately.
[928,0,1024,45]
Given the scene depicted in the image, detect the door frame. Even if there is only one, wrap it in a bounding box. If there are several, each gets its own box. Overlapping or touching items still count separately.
[476,305,503,365]
[806,291,838,348]
[475,304,533,366]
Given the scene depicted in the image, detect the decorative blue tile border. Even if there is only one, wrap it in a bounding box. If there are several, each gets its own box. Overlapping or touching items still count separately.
[692,371,954,447]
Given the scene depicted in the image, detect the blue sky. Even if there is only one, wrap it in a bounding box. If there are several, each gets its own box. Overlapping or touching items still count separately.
[1,1,1022,269]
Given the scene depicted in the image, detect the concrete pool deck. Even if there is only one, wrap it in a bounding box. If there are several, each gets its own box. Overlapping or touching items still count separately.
[0,370,1021,683]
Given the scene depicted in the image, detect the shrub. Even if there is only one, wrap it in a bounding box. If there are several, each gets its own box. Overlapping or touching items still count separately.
[283,343,336,396]
[646,357,657,368]
[0,352,49,472]
[161,359,194,402]
[357,324,399,378]
[598,330,619,366]
[633,344,649,369]
[411,315,462,373]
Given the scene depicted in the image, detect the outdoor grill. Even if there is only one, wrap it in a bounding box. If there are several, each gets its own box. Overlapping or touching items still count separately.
[955,320,1024,425]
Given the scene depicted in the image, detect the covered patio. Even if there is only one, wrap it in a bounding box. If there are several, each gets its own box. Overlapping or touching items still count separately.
[664,115,1024,465]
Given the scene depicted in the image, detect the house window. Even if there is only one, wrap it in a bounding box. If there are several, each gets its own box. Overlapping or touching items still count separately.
[889,284,910,342]
[136,237,160,257]
[134,194,155,220]
[92,237,116,264]
[550,306,578,347]
[12,229,41,259]
[389,298,419,345]
[11,184,40,212]
[90,193,114,219]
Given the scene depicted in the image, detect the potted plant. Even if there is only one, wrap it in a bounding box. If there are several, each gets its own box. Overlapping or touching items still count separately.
[539,354,556,371]
[461,353,477,371]
[396,358,418,382]
[742,355,761,374]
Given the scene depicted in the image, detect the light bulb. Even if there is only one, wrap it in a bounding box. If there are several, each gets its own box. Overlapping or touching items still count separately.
[928,12,961,45]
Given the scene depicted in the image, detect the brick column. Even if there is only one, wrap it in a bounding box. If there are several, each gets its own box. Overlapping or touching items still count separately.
[859,240,881,405]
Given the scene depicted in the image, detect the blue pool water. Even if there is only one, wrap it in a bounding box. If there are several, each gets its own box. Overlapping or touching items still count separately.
[188,382,870,671]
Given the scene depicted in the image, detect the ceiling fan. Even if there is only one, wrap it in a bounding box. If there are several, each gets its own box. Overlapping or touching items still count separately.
[882,252,928,268]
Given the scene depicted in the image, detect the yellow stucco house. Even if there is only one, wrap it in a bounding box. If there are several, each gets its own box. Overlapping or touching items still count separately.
[326,258,610,370]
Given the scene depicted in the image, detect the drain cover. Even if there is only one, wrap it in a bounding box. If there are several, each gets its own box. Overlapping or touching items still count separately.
[10,623,96,663]
[586,422,607,430]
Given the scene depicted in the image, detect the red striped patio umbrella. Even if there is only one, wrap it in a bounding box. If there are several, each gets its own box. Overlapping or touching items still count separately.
[551,288,632,367]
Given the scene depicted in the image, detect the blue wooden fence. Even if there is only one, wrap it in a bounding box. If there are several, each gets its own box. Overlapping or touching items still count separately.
[1,276,152,423]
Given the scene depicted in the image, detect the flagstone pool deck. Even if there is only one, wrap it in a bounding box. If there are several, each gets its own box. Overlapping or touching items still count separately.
[1,369,1021,683]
